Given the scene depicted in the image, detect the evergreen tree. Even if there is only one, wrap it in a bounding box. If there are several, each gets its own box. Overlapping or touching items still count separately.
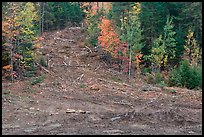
[151,16,177,71]
[151,35,167,72]
[163,15,177,69]
[43,2,84,31]
[119,2,144,77]
[110,2,134,33]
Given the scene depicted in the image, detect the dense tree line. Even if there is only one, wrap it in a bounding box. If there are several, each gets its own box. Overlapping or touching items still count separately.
[107,2,202,69]
[85,2,202,89]
[2,2,84,81]
[2,2,202,89]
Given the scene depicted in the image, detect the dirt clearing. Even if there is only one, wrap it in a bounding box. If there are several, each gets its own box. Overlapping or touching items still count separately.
[2,27,202,135]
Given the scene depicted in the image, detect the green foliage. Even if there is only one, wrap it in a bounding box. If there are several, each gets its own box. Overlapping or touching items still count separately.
[16,2,38,42]
[2,47,10,67]
[197,65,202,89]
[110,2,144,75]
[141,67,151,75]
[145,72,154,84]
[155,72,163,84]
[30,75,45,85]
[24,71,36,77]
[120,8,144,58]
[166,89,176,94]
[39,57,48,67]
[144,71,166,86]
[86,16,100,46]
[33,54,48,67]
[2,2,202,91]
[158,81,166,89]
[163,16,177,67]
[110,2,134,29]
[178,2,202,48]
[44,2,84,31]
[150,35,167,70]
[85,10,103,47]
[169,60,202,89]
[18,43,33,63]
[16,42,36,77]
[112,77,122,82]
[139,2,168,57]
[23,85,36,93]
[139,2,202,68]
[79,83,86,88]
[168,68,182,87]
[2,2,39,81]
[150,16,177,71]
[2,90,11,95]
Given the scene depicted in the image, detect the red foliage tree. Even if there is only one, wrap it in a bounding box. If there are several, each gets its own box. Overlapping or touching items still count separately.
[98,18,129,72]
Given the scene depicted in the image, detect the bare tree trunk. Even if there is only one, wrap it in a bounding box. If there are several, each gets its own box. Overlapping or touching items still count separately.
[119,11,125,72]
[10,3,16,82]
[10,42,14,82]
[122,11,124,35]
[128,45,132,79]
[10,20,14,82]
[39,2,42,36]
[97,2,99,13]
[127,5,131,79]
[42,2,45,34]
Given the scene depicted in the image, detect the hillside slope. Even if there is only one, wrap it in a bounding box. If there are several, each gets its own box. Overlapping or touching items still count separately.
[2,27,202,135]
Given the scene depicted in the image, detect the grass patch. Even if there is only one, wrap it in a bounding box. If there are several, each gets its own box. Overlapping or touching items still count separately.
[158,81,166,89]
[2,90,11,95]
[30,75,45,85]
[24,70,36,77]
[23,85,36,93]
[112,77,122,82]
[168,60,202,90]
[166,89,177,94]
[39,57,48,67]
[79,83,86,88]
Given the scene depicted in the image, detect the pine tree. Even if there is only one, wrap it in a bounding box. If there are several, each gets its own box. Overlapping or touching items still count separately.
[120,2,143,78]
[151,35,167,72]
[150,16,177,71]
[163,15,177,69]
[110,2,134,32]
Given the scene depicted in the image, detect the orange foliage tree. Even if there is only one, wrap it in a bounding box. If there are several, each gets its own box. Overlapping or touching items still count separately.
[98,18,129,72]
[2,2,21,81]
[2,2,41,81]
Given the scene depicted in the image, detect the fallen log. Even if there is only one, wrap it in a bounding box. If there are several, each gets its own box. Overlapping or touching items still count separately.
[35,62,54,76]
[61,64,87,67]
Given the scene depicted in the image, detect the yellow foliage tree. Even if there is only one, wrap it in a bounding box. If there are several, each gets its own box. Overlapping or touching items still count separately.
[183,29,202,67]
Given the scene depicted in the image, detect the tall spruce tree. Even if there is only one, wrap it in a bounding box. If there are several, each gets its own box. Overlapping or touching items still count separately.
[163,15,177,69]
[151,15,177,71]
[119,3,143,78]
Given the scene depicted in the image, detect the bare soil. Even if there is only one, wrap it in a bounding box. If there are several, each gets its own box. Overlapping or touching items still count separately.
[2,27,202,135]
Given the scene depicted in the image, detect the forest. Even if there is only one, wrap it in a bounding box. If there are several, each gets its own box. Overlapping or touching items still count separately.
[2,2,202,135]
[2,2,202,89]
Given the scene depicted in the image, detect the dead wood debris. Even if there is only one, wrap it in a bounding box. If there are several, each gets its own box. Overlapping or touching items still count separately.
[36,62,54,76]
[85,46,93,53]
[98,78,132,88]
[77,74,84,81]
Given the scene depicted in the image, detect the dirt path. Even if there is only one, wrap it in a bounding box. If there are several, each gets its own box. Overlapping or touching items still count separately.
[2,27,202,135]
